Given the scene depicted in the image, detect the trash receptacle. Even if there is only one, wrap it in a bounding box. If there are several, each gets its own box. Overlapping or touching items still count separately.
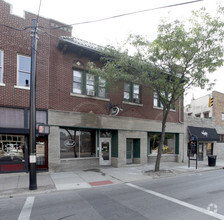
[208,155,217,167]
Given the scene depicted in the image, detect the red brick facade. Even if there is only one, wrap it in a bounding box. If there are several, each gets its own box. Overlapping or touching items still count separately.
[0,0,183,123]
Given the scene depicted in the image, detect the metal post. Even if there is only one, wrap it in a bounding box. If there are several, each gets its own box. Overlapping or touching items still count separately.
[29,19,38,190]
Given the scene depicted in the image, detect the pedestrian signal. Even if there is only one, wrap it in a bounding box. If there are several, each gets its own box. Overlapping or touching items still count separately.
[208,97,214,107]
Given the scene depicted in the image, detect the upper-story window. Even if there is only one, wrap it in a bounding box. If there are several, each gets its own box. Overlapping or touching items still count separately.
[72,70,106,98]
[124,82,141,104]
[0,50,3,83]
[153,92,175,110]
[17,55,31,87]
[222,113,224,121]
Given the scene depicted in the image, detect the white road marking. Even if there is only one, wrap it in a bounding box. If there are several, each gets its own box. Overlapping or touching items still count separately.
[126,183,224,220]
[18,196,35,220]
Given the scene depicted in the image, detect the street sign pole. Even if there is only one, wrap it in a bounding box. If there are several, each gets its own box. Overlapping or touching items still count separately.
[29,19,38,190]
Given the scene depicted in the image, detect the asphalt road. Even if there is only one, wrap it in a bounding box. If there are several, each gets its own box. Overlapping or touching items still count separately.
[1,170,224,220]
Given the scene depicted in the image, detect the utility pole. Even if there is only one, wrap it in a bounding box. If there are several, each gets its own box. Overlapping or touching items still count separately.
[29,19,38,190]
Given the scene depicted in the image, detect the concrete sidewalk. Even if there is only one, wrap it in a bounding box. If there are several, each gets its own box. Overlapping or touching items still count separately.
[0,160,224,198]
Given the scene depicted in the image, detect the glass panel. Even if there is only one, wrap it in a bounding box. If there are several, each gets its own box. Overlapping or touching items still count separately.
[150,133,175,155]
[133,84,139,94]
[0,108,24,128]
[36,142,45,165]
[73,82,82,94]
[99,77,106,87]
[19,56,31,72]
[86,84,94,91]
[124,82,130,92]
[80,131,96,158]
[124,92,130,100]
[98,87,106,98]
[0,68,2,83]
[18,71,30,87]
[60,128,96,158]
[101,142,109,160]
[73,70,82,82]
[0,135,25,162]
[86,74,94,85]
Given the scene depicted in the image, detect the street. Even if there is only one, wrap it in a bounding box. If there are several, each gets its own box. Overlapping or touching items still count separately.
[1,170,224,220]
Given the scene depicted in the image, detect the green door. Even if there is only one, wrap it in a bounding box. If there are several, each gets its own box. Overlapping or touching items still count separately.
[126,139,133,164]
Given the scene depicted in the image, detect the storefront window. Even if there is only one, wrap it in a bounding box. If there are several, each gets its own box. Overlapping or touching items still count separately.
[0,135,25,161]
[60,128,96,158]
[150,133,175,155]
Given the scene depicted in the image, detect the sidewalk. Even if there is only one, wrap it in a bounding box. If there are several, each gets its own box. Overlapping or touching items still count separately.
[0,160,224,198]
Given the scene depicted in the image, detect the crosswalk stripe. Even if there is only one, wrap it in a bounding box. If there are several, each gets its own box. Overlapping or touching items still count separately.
[18,196,35,220]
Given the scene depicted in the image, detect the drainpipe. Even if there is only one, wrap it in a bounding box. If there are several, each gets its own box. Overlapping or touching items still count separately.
[179,97,185,163]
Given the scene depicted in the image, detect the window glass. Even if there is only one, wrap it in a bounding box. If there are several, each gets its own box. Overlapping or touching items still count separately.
[18,55,31,87]
[124,82,131,101]
[0,135,25,162]
[150,133,175,155]
[86,74,95,95]
[73,70,82,94]
[60,128,96,158]
[222,113,224,121]
[133,84,140,103]
[98,77,106,98]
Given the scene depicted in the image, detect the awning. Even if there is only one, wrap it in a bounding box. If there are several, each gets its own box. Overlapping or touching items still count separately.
[188,126,219,142]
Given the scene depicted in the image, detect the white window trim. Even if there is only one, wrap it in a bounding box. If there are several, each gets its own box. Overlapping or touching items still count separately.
[14,85,30,90]
[70,92,110,101]
[17,54,31,87]
[0,50,3,84]
[122,101,143,107]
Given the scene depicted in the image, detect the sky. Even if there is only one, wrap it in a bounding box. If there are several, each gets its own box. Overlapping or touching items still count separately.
[3,0,224,105]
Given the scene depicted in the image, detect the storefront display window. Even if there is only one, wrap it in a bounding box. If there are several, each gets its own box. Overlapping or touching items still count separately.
[150,133,175,155]
[0,135,25,161]
[60,128,96,158]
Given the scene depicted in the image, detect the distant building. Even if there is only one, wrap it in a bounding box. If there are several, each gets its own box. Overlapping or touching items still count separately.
[184,91,224,161]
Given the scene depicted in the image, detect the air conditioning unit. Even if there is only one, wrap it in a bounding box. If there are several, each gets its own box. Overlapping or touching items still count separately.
[133,98,140,104]
[87,90,95,96]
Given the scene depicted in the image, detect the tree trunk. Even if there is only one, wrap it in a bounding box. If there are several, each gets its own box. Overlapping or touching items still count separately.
[154,108,169,172]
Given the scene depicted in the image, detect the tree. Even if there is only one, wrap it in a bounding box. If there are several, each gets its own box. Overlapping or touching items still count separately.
[88,7,224,171]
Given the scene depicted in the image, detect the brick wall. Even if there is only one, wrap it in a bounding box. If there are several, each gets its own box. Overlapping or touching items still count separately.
[0,0,183,124]
[0,0,71,110]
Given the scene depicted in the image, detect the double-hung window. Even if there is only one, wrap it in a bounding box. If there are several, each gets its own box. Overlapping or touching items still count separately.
[73,70,82,94]
[86,73,95,96]
[98,77,106,98]
[17,55,31,87]
[72,70,106,98]
[0,50,3,84]
[153,92,175,110]
[124,82,141,104]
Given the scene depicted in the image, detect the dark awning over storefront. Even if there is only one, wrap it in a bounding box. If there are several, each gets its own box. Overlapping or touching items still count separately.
[188,126,219,142]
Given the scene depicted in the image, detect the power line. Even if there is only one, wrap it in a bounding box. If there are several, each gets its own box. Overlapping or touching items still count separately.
[0,0,203,32]
[36,0,42,25]
[45,0,203,30]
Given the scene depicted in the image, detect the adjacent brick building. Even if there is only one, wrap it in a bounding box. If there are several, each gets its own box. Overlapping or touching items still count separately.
[0,0,184,172]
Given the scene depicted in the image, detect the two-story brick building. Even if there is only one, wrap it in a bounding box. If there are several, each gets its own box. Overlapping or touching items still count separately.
[0,0,184,172]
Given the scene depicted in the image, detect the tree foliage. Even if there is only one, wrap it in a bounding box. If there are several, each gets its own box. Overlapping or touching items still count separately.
[88,7,224,171]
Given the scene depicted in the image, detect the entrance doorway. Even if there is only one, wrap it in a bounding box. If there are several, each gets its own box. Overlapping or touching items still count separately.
[126,139,133,164]
[99,138,111,166]
[36,138,48,169]
[198,143,203,161]
[126,138,140,164]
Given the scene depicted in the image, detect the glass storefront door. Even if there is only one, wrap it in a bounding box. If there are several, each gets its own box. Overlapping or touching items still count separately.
[198,143,203,161]
[99,138,111,166]
[36,138,48,169]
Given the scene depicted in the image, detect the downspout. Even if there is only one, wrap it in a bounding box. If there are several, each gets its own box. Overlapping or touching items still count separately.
[179,96,185,163]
